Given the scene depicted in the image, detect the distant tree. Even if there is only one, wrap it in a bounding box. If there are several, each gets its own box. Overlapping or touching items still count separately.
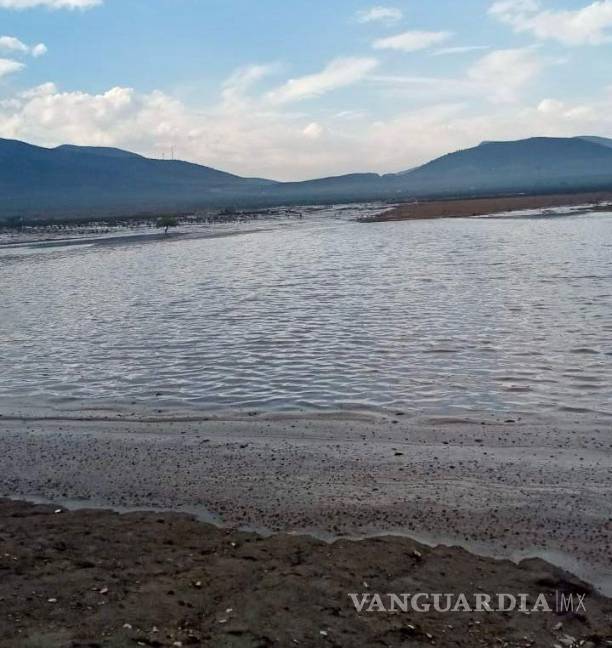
[156,215,178,235]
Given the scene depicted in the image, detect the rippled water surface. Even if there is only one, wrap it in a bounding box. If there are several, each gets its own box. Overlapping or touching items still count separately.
[2,206,612,417]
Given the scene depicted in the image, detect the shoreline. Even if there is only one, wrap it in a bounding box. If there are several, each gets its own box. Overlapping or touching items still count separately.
[1,498,611,647]
[0,224,274,251]
[359,191,612,222]
[1,410,610,597]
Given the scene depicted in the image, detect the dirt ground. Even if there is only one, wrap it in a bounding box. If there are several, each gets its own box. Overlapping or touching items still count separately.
[360,192,612,222]
[1,499,610,648]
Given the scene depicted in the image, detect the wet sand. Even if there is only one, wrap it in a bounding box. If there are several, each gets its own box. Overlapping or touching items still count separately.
[1,411,610,599]
[360,192,612,222]
[1,497,611,648]
[0,226,272,251]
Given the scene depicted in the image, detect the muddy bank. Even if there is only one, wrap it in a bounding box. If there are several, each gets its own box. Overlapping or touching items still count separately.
[1,498,611,648]
[359,192,612,222]
[1,413,611,597]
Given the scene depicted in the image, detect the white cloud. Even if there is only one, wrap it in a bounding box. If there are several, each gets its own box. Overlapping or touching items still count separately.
[32,43,48,57]
[3,78,612,179]
[1,57,610,181]
[536,97,598,120]
[370,73,469,90]
[20,81,57,97]
[0,86,158,148]
[0,35,47,57]
[335,109,366,120]
[0,82,349,179]
[0,0,100,8]
[266,57,378,104]
[490,0,612,45]
[432,45,491,56]
[0,36,28,53]
[363,93,612,171]
[467,47,544,103]
[536,97,565,114]
[373,30,452,52]
[356,6,403,24]
[221,63,280,110]
[0,57,24,77]
[370,47,545,104]
[302,122,324,139]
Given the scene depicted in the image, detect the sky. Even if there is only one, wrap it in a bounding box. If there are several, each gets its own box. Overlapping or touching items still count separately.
[1,0,612,180]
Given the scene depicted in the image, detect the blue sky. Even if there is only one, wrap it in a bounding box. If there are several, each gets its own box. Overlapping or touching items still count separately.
[1,0,612,179]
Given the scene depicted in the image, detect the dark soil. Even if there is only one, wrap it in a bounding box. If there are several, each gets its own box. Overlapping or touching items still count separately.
[1,499,610,648]
[361,192,612,222]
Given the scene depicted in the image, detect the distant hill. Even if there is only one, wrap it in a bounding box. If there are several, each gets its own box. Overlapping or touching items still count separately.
[2,135,612,221]
[54,145,145,159]
[257,173,386,204]
[394,137,612,195]
[254,136,612,204]
[0,138,276,219]
[579,136,612,149]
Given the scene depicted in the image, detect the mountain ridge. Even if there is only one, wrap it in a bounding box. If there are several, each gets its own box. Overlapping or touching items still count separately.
[2,135,612,221]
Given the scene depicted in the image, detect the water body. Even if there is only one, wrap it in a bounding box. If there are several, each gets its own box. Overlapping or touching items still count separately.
[1,205,611,418]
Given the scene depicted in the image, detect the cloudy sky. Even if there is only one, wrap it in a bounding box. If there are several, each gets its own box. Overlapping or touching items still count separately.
[1,0,612,180]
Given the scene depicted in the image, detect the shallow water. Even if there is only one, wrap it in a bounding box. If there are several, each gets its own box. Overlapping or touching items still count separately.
[1,206,612,417]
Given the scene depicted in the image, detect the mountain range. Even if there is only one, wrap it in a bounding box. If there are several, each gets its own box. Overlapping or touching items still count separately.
[2,135,612,222]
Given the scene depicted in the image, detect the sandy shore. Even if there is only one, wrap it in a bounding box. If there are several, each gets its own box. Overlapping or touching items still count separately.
[1,411,610,599]
[1,498,611,648]
[359,192,612,222]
